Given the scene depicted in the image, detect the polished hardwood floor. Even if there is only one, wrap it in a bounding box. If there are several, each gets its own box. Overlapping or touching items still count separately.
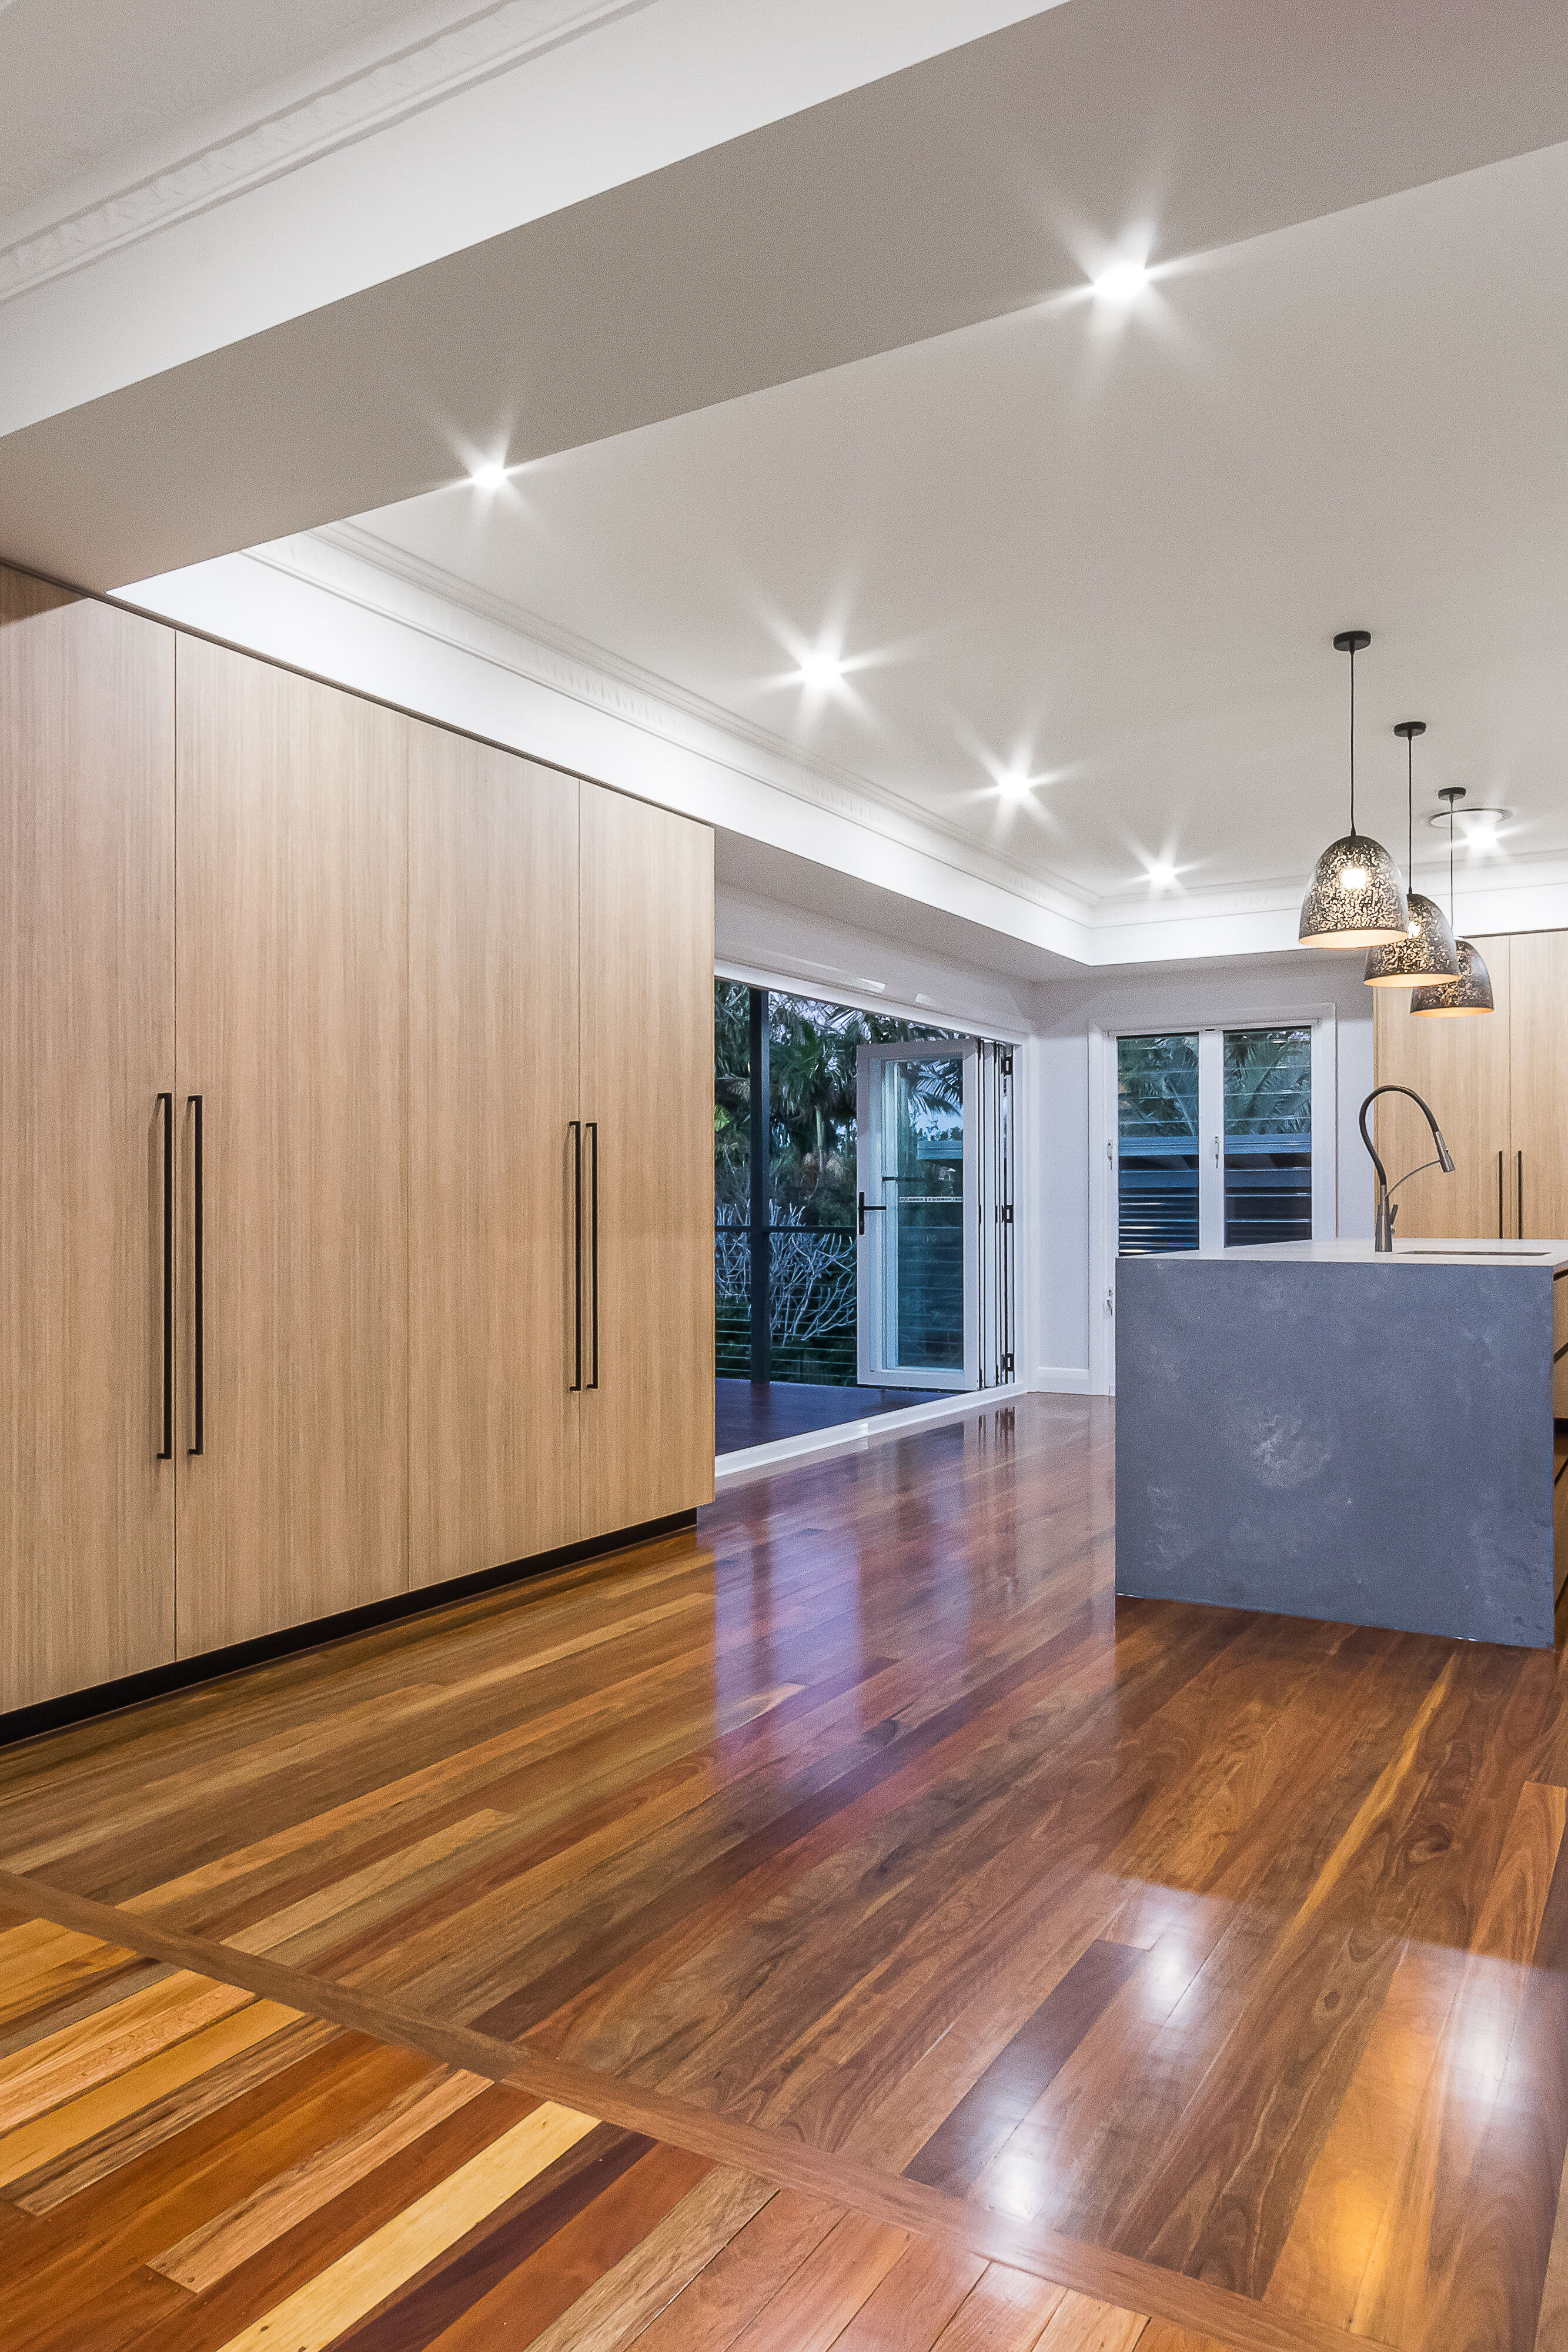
[1,1394,1566,2350]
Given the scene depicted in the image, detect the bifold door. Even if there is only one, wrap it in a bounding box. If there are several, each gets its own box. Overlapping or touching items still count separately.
[0,575,175,1711]
[855,1040,978,1391]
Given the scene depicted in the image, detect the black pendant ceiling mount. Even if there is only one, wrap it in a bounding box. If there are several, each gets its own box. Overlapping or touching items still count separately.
[1299,630,1410,949]
[1363,721,1461,988]
[1410,786,1495,1016]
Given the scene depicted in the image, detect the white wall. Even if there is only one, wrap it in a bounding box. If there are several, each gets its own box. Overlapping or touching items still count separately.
[1026,952,1375,1394]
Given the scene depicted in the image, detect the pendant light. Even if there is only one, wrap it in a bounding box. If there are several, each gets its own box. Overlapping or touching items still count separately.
[1410,787,1495,1015]
[1363,722,1461,987]
[1299,630,1409,948]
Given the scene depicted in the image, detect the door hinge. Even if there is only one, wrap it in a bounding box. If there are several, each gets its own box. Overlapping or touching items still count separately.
[998,1202,1013,1224]
[999,1050,1014,1077]
[1001,1351,1015,1378]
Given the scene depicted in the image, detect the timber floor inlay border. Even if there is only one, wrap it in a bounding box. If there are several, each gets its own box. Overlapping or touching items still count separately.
[0,1865,1383,2352]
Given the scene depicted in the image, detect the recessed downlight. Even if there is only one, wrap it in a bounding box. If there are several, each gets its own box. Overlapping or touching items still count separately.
[798,649,844,690]
[1093,260,1149,303]
[470,460,509,490]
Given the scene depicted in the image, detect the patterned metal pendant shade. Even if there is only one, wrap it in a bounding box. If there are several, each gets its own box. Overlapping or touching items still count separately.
[1363,890,1461,987]
[1298,830,1409,948]
[1409,937,1495,1017]
[1300,631,1409,948]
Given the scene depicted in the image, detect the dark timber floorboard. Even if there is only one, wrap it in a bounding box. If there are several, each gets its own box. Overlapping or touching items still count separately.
[0,1394,1564,2349]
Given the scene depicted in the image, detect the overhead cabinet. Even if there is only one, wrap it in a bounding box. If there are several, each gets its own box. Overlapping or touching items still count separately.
[0,564,714,1717]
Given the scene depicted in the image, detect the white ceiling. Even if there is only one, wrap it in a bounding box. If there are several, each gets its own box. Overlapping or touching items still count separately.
[0,0,454,234]
[0,0,631,246]
[6,0,1566,941]
[345,135,1568,911]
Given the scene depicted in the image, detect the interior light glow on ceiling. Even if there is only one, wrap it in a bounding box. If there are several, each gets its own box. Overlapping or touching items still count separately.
[1092,259,1150,303]
[470,460,509,489]
[798,647,845,689]
[998,767,1034,800]
[1147,860,1178,890]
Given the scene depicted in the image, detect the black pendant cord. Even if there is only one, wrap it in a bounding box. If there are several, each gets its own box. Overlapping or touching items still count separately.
[1348,642,1357,838]
[1406,733,1414,888]
[1449,801,1457,929]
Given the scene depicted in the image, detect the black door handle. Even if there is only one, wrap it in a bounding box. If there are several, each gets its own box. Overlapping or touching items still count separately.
[587,1121,600,1392]
[188,1095,204,1455]
[1499,1148,1505,1240]
[1519,1148,1524,1241]
[569,1121,582,1393]
[857,1190,887,1236]
[158,1092,173,1461]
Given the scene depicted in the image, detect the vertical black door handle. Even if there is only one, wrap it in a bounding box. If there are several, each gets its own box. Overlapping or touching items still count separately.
[158,1092,173,1461]
[569,1121,582,1392]
[1499,1148,1505,1240]
[1519,1148,1525,1241]
[187,1096,204,1455]
[587,1121,600,1392]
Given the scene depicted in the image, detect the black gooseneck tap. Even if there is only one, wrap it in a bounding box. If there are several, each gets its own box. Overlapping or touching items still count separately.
[1359,1085,1455,1252]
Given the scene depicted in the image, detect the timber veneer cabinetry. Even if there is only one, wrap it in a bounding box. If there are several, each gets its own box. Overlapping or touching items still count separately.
[1375,930,1568,1243]
[0,566,714,1717]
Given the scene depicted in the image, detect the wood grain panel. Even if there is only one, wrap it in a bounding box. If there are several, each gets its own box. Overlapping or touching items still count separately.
[1374,934,1511,1238]
[0,565,175,1708]
[174,635,409,1653]
[1509,931,1568,1245]
[577,784,714,1536]
[409,729,580,1584]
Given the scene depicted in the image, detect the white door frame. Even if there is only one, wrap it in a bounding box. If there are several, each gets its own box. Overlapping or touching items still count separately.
[1090,1008,1337,1396]
[857,1038,979,1391]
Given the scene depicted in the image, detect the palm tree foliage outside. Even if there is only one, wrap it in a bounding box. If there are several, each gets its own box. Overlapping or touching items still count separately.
[714,981,958,1382]
[1116,1026,1312,1254]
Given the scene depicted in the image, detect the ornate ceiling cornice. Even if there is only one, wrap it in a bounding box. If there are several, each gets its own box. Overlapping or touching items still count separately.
[0,0,647,302]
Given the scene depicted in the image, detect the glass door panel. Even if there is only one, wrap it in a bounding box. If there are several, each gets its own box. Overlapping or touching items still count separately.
[1223,1025,1313,1245]
[1117,1034,1199,1254]
[857,1043,978,1389]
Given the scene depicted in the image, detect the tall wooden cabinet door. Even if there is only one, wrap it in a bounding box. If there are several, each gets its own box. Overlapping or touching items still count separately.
[1373,936,1511,1238]
[175,637,409,1655]
[1509,931,1568,1242]
[578,786,714,1540]
[409,730,580,1585]
[1,571,175,1710]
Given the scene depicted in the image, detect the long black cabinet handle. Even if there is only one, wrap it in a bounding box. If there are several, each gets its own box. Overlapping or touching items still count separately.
[188,1095,205,1455]
[1519,1148,1525,1241]
[1499,1148,1505,1240]
[587,1121,600,1392]
[158,1092,173,1460]
[569,1122,583,1392]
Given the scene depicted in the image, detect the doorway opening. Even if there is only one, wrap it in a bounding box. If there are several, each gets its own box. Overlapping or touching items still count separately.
[714,981,1014,1456]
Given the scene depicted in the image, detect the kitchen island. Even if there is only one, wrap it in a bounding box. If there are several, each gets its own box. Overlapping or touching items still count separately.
[1115,1238,1568,1649]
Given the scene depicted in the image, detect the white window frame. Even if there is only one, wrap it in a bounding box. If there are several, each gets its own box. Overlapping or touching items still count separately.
[856,1038,980,1392]
[1089,1008,1338,1396]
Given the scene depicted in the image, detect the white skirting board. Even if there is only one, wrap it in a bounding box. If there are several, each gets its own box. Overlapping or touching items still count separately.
[714,1383,1028,1488]
[1033,1365,1092,1393]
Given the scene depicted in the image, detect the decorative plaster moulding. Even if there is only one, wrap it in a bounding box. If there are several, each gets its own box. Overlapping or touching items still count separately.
[139,524,1568,965]
[0,0,648,301]
[287,520,1098,924]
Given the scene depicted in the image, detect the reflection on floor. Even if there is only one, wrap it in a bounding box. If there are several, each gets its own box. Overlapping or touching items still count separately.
[0,1899,1157,2350]
[4,1394,1568,2350]
[716,1374,917,1455]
